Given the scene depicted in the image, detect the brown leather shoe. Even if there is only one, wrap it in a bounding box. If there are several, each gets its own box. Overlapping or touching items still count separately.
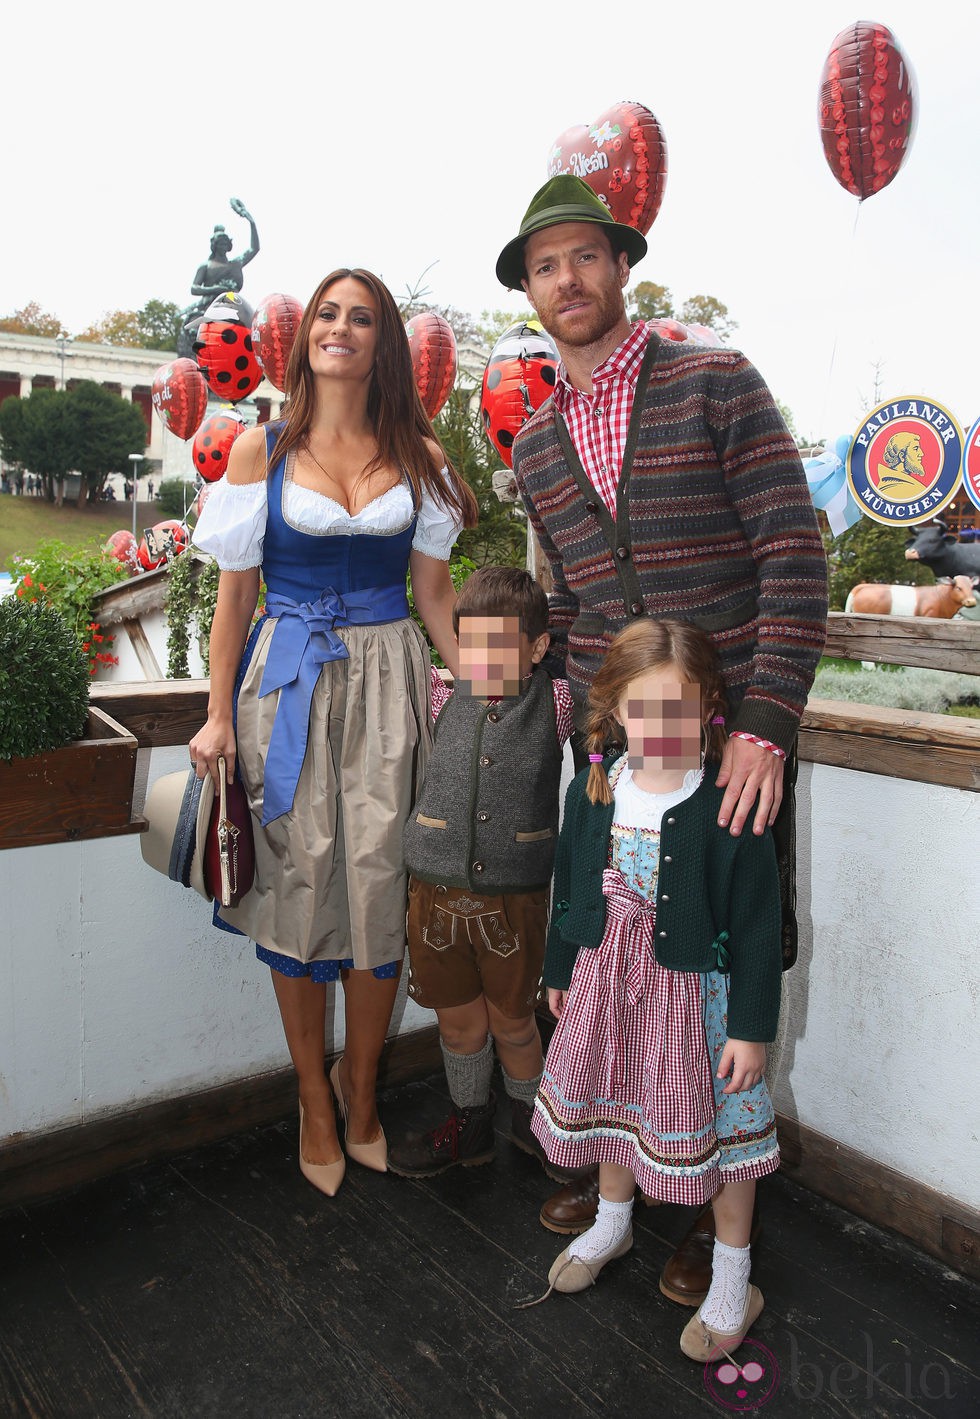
[659,1204,761,1307]
[538,1167,600,1235]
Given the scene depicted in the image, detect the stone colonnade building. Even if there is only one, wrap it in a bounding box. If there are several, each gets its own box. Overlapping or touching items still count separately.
[0,332,284,492]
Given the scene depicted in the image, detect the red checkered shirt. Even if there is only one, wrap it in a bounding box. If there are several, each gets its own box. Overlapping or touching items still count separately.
[552,320,653,515]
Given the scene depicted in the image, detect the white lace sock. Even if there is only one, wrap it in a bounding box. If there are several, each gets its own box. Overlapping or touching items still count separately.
[699,1239,752,1330]
[567,1195,634,1263]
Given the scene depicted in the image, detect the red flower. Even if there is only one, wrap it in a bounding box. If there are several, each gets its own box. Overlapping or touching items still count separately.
[23,574,33,588]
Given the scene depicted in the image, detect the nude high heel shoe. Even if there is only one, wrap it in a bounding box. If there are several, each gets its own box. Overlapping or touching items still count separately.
[329,1056,388,1172]
[298,1102,346,1196]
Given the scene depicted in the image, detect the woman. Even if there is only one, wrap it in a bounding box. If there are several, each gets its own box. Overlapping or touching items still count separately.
[190,269,478,1195]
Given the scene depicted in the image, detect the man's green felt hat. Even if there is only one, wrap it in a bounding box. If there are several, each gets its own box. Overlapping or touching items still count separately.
[495,175,648,290]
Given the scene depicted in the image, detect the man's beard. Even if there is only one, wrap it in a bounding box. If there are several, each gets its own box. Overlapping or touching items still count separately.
[541,285,626,349]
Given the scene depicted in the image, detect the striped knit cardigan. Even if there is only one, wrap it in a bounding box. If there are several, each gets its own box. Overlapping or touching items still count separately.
[512,334,829,753]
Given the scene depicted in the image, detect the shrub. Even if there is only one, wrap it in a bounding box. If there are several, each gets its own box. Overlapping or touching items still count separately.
[10,539,128,677]
[0,598,90,759]
[812,665,980,714]
[157,478,199,521]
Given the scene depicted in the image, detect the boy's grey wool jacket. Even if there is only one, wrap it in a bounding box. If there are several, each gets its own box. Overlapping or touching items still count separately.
[403,667,563,894]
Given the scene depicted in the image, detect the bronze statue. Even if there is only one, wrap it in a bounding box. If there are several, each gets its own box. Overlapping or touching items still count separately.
[178,198,260,357]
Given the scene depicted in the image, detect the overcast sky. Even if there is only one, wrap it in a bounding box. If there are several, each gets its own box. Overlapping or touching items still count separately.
[5,1,976,445]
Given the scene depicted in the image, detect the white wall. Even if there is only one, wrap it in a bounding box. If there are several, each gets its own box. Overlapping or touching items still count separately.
[774,762,980,1209]
[0,747,432,1138]
[2,748,977,1217]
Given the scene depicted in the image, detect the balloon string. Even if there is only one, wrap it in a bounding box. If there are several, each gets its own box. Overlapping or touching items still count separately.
[818,198,864,440]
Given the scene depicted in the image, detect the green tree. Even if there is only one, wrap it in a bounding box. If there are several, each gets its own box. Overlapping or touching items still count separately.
[0,301,67,337]
[75,299,183,350]
[825,519,934,610]
[678,294,738,341]
[476,307,536,352]
[0,388,75,502]
[433,380,527,570]
[136,299,183,350]
[628,281,674,322]
[775,399,799,444]
[75,310,143,346]
[66,381,149,507]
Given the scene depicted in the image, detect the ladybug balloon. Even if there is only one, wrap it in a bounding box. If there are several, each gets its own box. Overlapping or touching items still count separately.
[194,292,264,401]
[252,293,303,391]
[137,520,190,572]
[481,319,559,469]
[151,358,208,440]
[818,23,916,201]
[192,409,249,482]
[406,311,457,419]
[104,529,140,574]
[548,100,667,234]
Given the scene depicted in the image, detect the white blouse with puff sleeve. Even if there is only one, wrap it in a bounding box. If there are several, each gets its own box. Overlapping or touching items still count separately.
[192,462,464,572]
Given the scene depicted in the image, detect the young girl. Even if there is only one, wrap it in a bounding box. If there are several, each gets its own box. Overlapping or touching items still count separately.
[531,619,782,1361]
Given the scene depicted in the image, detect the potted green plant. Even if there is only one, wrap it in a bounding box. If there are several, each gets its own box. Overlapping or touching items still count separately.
[0,597,140,849]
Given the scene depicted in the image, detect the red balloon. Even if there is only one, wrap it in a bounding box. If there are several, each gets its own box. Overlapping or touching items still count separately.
[194,483,213,520]
[104,529,140,574]
[818,23,916,200]
[647,318,691,343]
[548,100,667,235]
[252,293,303,391]
[151,358,208,440]
[192,410,249,482]
[481,319,559,470]
[193,293,263,401]
[137,520,190,572]
[684,323,723,347]
[406,311,457,418]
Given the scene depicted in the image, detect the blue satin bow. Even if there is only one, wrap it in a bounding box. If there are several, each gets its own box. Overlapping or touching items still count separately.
[802,434,863,537]
[257,584,409,824]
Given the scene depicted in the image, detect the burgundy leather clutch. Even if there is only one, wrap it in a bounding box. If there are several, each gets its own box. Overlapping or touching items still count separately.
[204,757,255,909]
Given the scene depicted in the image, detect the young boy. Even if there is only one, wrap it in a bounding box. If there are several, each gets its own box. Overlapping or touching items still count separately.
[388,566,573,1177]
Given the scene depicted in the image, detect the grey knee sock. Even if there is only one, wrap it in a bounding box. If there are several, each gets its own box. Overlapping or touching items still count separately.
[441,1034,494,1109]
[501,1067,542,1107]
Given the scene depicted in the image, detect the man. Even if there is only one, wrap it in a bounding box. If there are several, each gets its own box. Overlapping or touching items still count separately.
[495,175,828,1309]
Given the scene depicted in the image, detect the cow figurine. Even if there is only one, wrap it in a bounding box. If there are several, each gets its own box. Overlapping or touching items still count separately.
[904,520,980,580]
[844,577,977,618]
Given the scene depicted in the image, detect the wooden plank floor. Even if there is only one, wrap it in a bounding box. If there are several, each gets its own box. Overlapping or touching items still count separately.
[1,1072,977,1419]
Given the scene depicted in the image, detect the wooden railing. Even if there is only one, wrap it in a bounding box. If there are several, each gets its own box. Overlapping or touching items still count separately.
[90,611,980,797]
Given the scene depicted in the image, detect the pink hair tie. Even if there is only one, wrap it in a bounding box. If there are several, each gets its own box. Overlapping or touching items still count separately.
[711,715,726,725]
[588,753,605,763]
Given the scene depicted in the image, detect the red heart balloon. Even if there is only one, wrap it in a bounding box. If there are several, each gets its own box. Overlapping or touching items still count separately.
[406,311,457,419]
[103,529,140,574]
[818,23,916,200]
[192,410,249,483]
[151,358,208,441]
[252,293,303,392]
[547,100,667,235]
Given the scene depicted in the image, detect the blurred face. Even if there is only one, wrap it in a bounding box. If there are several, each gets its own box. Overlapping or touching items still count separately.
[307,277,378,381]
[521,222,630,350]
[617,666,703,772]
[456,615,549,698]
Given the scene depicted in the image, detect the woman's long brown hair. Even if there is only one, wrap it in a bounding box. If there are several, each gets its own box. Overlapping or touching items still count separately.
[584,619,729,805]
[268,269,477,526]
